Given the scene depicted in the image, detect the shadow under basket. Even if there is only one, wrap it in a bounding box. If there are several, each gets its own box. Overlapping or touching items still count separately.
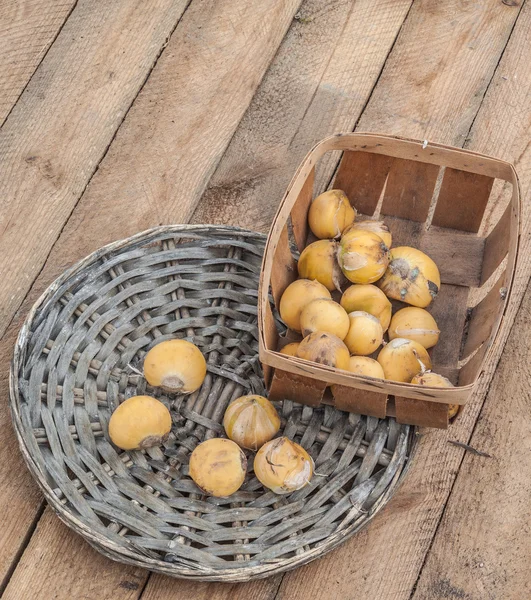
[259,133,521,429]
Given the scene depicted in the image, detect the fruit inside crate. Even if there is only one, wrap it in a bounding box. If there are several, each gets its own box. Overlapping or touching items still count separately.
[258,133,520,429]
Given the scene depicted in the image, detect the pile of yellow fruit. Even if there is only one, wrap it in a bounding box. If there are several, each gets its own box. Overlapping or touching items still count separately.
[279,189,458,419]
[108,340,313,498]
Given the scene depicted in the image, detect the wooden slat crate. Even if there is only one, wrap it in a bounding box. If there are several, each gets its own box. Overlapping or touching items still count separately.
[258,133,521,429]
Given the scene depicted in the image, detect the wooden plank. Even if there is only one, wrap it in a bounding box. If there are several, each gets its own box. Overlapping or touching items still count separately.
[381,159,440,222]
[0,0,192,339]
[2,509,147,600]
[193,0,414,232]
[412,279,531,600]
[432,168,495,232]
[0,0,303,591]
[141,575,282,600]
[0,0,77,125]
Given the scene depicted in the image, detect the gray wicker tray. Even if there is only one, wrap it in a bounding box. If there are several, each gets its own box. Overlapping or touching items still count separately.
[10,225,415,581]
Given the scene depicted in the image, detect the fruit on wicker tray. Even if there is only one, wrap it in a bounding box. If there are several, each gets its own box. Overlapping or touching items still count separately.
[343,219,392,248]
[308,189,356,239]
[109,395,171,450]
[296,331,350,370]
[377,337,432,383]
[279,342,300,356]
[377,246,440,308]
[189,438,247,497]
[224,395,281,451]
[298,239,344,291]
[343,311,383,356]
[388,307,440,349]
[144,339,207,394]
[300,298,350,339]
[279,279,331,332]
[344,356,385,379]
[337,230,390,284]
[340,284,392,332]
[254,437,314,494]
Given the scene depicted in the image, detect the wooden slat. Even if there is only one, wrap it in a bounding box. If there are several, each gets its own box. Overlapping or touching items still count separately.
[140,575,282,600]
[412,279,531,600]
[291,166,315,252]
[0,0,303,590]
[193,0,414,232]
[461,273,506,359]
[0,0,77,125]
[432,167,494,232]
[2,509,147,600]
[271,224,297,306]
[381,158,440,222]
[268,369,326,407]
[332,386,388,418]
[429,284,470,369]
[481,201,512,285]
[0,0,192,339]
[395,396,449,429]
[333,151,393,216]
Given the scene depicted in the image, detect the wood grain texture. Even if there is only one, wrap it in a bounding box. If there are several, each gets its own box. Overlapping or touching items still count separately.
[412,279,531,600]
[141,575,282,600]
[0,0,303,594]
[0,0,77,125]
[0,0,192,339]
[268,2,530,599]
[2,509,148,600]
[193,0,414,232]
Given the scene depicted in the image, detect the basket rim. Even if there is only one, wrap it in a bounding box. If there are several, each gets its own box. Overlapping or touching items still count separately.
[258,132,522,405]
[9,223,416,581]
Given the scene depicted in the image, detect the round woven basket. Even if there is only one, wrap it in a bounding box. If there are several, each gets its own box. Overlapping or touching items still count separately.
[10,225,414,581]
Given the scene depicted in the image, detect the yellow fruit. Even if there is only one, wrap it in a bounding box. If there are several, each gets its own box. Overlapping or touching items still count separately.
[298,239,344,292]
[448,404,460,419]
[254,437,314,494]
[279,342,300,356]
[377,247,441,308]
[144,339,206,394]
[279,279,331,332]
[223,395,280,451]
[377,338,432,383]
[389,307,440,349]
[343,311,383,356]
[109,395,171,451]
[296,331,350,370]
[345,356,385,379]
[308,189,356,239]
[337,230,390,284]
[300,298,350,340]
[340,284,392,331]
[343,220,392,248]
[410,371,454,387]
[189,438,246,497]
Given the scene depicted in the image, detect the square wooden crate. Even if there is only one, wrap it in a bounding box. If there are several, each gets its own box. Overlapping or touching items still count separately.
[258,133,520,428]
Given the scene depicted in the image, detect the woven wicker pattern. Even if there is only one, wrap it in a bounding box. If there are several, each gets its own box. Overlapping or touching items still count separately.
[10,225,414,581]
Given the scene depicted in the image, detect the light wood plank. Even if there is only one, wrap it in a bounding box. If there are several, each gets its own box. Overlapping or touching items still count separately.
[0,0,303,592]
[0,0,77,125]
[193,0,414,232]
[0,0,192,339]
[141,576,282,600]
[412,281,531,600]
[2,509,148,600]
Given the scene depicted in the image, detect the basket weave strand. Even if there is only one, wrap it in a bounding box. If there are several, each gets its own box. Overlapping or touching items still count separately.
[10,225,414,581]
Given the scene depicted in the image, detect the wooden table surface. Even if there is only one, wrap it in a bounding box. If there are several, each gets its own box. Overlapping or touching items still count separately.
[1,1,530,598]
